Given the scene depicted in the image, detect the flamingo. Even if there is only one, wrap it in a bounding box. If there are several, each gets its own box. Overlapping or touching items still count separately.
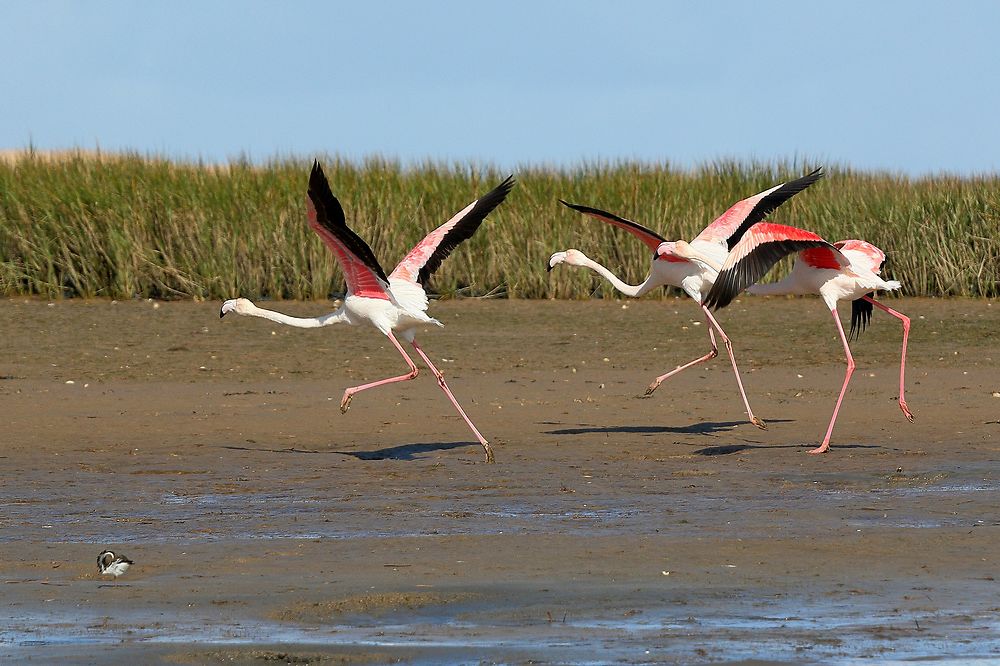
[548,168,824,429]
[221,162,514,463]
[703,223,913,454]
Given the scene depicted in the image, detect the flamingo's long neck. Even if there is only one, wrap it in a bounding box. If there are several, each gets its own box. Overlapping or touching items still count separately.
[578,257,659,298]
[244,302,349,328]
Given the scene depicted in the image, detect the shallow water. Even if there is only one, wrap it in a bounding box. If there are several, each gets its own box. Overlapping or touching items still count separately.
[2,471,998,662]
[3,599,999,664]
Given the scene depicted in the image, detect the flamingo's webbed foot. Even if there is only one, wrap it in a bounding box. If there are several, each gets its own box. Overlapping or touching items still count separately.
[751,416,767,430]
[899,400,914,423]
[340,393,353,414]
[482,442,495,463]
[644,381,660,396]
[808,443,830,454]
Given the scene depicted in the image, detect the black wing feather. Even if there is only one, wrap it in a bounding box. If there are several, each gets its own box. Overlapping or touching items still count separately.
[849,251,887,340]
[417,175,515,286]
[704,239,831,310]
[558,200,669,244]
[725,167,825,250]
[849,295,875,340]
[308,161,389,284]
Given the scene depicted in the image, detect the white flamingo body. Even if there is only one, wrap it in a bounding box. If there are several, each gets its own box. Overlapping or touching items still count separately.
[749,242,900,308]
[222,162,514,462]
[675,239,731,299]
[549,169,824,429]
[704,225,913,454]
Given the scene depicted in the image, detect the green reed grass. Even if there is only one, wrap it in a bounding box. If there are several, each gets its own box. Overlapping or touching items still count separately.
[1,151,997,300]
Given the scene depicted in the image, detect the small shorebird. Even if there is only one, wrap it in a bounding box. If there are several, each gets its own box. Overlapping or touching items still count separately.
[548,168,823,428]
[97,550,133,580]
[703,223,913,453]
[221,162,514,462]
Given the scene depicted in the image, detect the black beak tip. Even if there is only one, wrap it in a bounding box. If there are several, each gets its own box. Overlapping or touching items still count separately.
[219,310,226,319]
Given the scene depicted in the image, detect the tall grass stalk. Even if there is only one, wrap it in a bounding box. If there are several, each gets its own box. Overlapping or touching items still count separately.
[1,151,996,300]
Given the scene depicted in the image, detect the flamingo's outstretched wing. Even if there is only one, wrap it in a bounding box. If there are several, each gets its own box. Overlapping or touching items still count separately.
[559,200,667,252]
[703,222,848,310]
[390,175,515,286]
[694,167,824,250]
[307,161,391,300]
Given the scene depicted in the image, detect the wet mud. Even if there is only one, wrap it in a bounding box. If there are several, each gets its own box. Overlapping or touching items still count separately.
[0,297,998,664]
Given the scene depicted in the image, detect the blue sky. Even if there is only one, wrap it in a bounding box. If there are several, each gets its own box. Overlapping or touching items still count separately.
[2,1,998,175]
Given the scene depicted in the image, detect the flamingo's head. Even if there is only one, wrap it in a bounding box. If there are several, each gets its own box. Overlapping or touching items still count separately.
[220,297,254,318]
[547,249,589,272]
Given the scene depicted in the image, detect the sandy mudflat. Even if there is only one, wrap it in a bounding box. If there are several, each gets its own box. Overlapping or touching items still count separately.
[0,296,998,664]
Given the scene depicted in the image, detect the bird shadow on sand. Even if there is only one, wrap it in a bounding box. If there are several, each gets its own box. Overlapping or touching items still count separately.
[221,445,328,455]
[333,441,476,461]
[542,419,795,437]
[692,442,884,456]
[221,441,476,461]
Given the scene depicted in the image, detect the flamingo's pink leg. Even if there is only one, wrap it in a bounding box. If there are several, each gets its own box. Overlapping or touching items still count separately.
[812,307,856,454]
[863,296,914,422]
[340,331,418,413]
[645,313,719,395]
[701,305,767,430]
[410,340,494,463]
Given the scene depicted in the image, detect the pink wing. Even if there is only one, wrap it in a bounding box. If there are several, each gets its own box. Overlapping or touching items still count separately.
[703,222,848,310]
[390,176,514,285]
[694,168,824,249]
[559,200,666,252]
[307,162,391,301]
[834,239,886,274]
